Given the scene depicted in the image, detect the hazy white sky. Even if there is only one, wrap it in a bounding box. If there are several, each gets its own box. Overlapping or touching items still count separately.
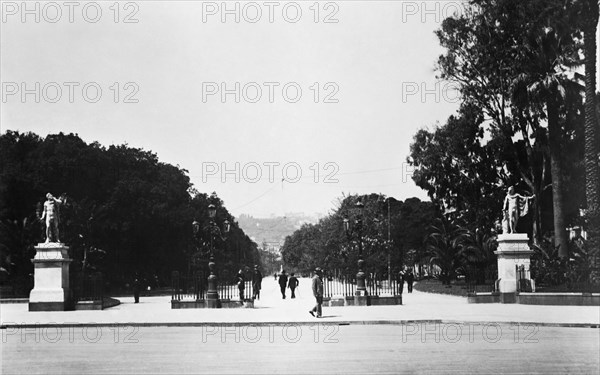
[1,1,598,218]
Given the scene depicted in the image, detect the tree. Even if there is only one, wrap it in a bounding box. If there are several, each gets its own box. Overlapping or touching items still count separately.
[280,194,437,276]
[579,0,600,272]
[408,104,506,232]
[511,15,584,256]
[433,0,587,246]
[424,218,468,284]
[0,131,259,292]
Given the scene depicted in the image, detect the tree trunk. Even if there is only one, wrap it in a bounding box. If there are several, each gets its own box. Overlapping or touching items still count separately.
[547,96,569,257]
[583,0,600,275]
[531,184,542,247]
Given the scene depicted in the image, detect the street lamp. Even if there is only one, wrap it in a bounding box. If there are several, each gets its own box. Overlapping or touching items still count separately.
[192,204,230,308]
[344,200,366,295]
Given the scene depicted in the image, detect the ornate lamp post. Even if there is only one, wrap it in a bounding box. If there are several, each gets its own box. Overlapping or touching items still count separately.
[344,200,367,295]
[192,203,230,308]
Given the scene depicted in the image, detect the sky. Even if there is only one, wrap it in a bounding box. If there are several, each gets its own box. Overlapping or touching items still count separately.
[1,1,599,218]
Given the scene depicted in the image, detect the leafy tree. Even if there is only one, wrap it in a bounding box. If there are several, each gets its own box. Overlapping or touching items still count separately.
[430,0,587,247]
[408,104,506,231]
[0,131,259,293]
[281,194,437,277]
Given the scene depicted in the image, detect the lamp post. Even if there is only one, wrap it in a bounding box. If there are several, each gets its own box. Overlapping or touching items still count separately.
[377,196,393,286]
[344,200,367,295]
[192,203,230,308]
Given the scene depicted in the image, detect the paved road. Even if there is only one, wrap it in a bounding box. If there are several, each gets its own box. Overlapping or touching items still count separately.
[2,324,599,374]
[2,277,599,373]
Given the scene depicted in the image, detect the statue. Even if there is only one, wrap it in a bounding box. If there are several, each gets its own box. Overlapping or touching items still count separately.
[502,186,533,234]
[40,193,64,243]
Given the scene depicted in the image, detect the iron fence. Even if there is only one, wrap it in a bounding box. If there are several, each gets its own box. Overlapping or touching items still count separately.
[323,275,356,298]
[323,273,403,298]
[516,265,533,292]
[218,279,252,301]
[171,271,206,300]
[367,273,401,297]
[72,272,104,302]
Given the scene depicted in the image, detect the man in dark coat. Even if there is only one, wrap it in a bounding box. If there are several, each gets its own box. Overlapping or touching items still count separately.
[405,270,414,293]
[133,278,141,303]
[235,269,245,301]
[288,273,299,298]
[397,269,405,295]
[309,267,323,318]
[252,265,262,300]
[278,270,288,299]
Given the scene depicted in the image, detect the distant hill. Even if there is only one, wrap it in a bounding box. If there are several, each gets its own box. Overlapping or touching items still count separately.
[237,213,321,252]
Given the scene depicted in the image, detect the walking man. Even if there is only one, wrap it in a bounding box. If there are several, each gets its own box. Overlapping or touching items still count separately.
[288,273,299,298]
[397,269,405,295]
[278,270,288,299]
[405,270,414,293]
[252,265,262,300]
[235,269,245,302]
[309,267,323,318]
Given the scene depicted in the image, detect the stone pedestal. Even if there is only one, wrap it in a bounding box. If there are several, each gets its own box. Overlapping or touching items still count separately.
[354,290,369,306]
[29,243,72,311]
[494,233,533,303]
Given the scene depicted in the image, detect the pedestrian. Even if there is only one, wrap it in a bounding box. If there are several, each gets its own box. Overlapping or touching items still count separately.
[405,270,414,293]
[309,267,323,318]
[397,269,404,295]
[288,273,299,298]
[278,270,288,299]
[133,277,140,303]
[252,265,262,300]
[235,269,245,302]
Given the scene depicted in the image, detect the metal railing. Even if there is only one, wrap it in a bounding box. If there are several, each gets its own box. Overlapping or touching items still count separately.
[218,279,252,301]
[323,275,356,298]
[516,265,533,293]
[323,273,403,298]
[73,272,104,302]
[171,271,206,301]
[367,273,401,297]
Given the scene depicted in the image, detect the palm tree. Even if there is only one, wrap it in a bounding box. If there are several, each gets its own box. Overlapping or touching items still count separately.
[511,21,582,257]
[580,0,600,275]
[458,229,498,284]
[424,218,468,284]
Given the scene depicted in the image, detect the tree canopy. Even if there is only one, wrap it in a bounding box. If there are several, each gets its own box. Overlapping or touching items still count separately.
[0,131,259,291]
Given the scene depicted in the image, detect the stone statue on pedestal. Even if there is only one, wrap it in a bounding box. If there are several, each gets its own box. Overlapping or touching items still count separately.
[40,193,64,243]
[502,186,533,234]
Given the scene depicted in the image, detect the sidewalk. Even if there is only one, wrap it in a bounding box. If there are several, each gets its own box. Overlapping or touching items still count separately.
[2,278,598,328]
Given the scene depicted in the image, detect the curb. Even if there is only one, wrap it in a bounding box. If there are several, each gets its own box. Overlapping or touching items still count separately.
[1,319,598,329]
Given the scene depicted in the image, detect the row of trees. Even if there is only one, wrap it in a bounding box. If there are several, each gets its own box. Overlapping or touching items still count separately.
[280,194,437,277]
[408,0,599,272]
[0,131,259,292]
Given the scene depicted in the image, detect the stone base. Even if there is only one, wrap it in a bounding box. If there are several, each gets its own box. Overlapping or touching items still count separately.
[171,299,254,309]
[467,292,500,304]
[495,233,533,299]
[29,301,68,311]
[369,296,402,305]
[74,300,103,310]
[517,293,600,306]
[499,292,517,304]
[321,295,402,307]
[29,243,72,311]
[354,295,370,306]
